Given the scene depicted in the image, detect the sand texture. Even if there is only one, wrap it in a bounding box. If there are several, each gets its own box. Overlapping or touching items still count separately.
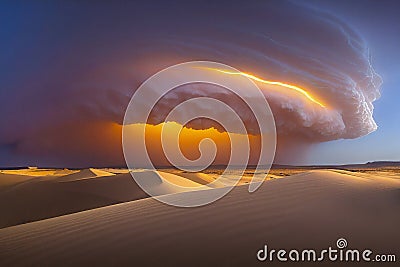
[0,169,399,266]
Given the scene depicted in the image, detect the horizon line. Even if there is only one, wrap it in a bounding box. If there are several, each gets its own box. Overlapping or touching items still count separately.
[1,160,399,170]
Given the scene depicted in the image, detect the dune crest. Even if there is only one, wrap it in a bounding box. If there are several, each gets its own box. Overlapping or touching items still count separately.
[0,169,213,228]
[0,170,398,266]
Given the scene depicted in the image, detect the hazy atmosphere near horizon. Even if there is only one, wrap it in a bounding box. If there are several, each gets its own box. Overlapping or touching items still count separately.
[1,0,399,168]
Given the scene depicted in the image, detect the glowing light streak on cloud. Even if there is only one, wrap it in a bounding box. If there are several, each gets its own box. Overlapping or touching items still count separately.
[204,68,326,108]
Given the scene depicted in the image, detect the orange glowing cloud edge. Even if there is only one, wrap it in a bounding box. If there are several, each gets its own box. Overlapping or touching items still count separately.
[200,67,326,108]
[126,121,259,136]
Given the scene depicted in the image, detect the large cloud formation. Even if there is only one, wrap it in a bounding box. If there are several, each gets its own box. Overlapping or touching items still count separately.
[0,1,381,167]
[136,2,381,141]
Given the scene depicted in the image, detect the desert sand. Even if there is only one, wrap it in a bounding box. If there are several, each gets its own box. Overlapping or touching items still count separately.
[0,168,210,229]
[0,168,399,266]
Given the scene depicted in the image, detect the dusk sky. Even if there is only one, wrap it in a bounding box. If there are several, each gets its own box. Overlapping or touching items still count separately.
[1,0,399,167]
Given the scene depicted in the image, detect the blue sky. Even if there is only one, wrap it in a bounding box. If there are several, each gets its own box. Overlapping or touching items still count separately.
[306,0,400,164]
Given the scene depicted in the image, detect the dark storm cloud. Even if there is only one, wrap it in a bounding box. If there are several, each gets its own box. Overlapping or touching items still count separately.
[0,1,381,166]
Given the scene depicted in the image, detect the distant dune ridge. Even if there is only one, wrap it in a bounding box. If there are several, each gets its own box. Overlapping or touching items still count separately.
[0,167,399,266]
[55,168,115,182]
[0,168,214,229]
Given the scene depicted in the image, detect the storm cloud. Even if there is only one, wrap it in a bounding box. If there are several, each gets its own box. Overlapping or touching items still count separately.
[0,1,381,167]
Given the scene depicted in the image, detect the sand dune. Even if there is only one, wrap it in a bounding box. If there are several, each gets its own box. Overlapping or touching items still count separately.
[0,168,76,189]
[0,173,36,189]
[55,168,114,182]
[0,168,75,177]
[177,172,226,187]
[151,170,204,188]
[0,170,398,266]
[0,169,206,228]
